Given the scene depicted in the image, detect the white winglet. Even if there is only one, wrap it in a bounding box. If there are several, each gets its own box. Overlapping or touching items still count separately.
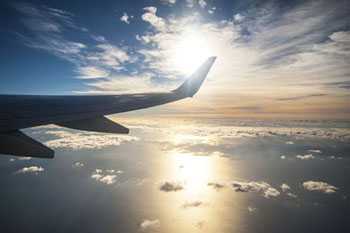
[173,56,216,97]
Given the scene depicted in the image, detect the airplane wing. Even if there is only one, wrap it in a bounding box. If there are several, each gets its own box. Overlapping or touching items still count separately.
[0,56,216,158]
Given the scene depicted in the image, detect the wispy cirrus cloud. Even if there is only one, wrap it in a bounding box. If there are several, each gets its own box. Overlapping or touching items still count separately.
[276,94,327,101]
[13,2,134,80]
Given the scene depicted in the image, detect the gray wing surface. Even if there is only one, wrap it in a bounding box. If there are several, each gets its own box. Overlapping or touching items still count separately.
[0,56,216,158]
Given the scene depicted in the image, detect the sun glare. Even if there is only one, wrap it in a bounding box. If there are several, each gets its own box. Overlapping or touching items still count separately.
[170,151,212,198]
[170,31,213,74]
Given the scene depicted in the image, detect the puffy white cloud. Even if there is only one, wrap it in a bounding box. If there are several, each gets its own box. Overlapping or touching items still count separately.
[91,169,118,185]
[303,181,338,194]
[279,183,297,197]
[198,0,207,9]
[308,149,322,153]
[16,166,44,174]
[248,206,257,213]
[142,7,166,31]
[159,181,184,192]
[233,13,244,23]
[44,129,138,150]
[94,43,130,66]
[231,181,280,198]
[160,0,176,5]
[139,219,160,231]
[296,154,315,160]
[99,175,117,185]
[73,162,84,168]
[208,8,215,14]
[281,183,291,192]
[120,12,131,24]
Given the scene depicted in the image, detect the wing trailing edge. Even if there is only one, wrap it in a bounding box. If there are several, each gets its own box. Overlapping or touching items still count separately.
[56,116,129,134]
[0,130,54,158]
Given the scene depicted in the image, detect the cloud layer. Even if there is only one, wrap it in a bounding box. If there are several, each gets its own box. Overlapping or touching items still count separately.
[42,127,138,150]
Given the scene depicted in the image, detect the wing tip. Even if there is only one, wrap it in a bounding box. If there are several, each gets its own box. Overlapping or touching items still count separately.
[173,56,217,97]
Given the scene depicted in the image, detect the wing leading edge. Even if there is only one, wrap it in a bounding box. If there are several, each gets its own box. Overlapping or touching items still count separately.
[0,56,216,158]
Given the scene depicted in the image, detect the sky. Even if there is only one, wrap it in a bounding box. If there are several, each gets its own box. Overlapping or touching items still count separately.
[1,0,350,119]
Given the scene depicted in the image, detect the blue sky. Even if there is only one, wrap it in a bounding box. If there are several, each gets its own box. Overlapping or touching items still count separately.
[1,0,350,118]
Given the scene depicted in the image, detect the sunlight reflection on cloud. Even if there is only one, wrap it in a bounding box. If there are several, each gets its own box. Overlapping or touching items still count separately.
[15,166,44,175]
[303,181,338,194]
[231,181,281,198]
[42,129,138,150]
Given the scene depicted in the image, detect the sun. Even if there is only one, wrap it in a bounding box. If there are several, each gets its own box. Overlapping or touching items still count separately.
[170,31,213,75]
